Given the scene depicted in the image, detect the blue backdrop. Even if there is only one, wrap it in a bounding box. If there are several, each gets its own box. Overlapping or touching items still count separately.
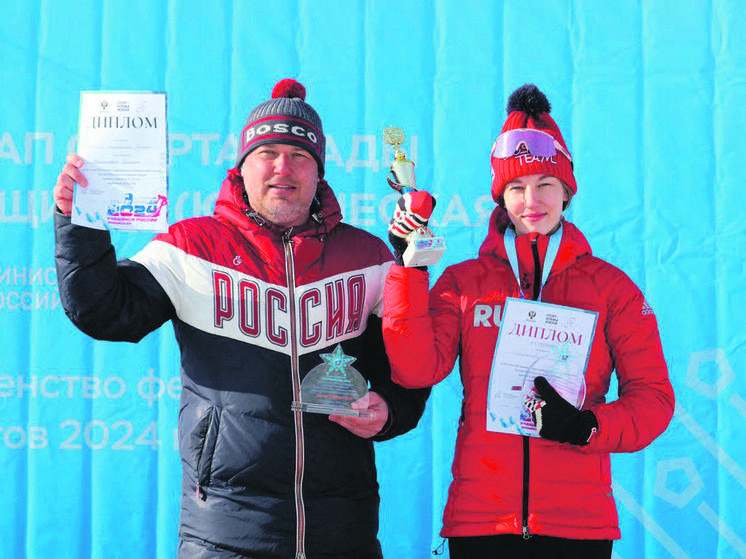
[2,1,745,557]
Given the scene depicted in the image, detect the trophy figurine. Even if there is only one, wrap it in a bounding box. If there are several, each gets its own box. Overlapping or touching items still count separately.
[383,126,446,267]
[292,344,371,417]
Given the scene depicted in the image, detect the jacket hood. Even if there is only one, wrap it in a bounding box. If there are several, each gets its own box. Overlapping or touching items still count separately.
[478,205,592,278]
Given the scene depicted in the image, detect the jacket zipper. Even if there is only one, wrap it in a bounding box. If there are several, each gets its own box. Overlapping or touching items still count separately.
[283,231,307,559]
[522,236,542,539]
[194,407,220,501]
[531,236,542,301]
[522,435,530,539]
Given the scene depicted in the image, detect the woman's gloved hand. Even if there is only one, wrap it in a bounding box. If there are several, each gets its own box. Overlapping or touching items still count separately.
[528,376,598,446]
[387,191,436,266]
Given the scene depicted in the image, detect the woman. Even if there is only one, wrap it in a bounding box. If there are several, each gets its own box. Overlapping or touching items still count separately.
[383,84,675,558]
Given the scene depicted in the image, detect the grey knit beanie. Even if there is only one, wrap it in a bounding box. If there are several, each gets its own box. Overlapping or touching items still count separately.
[235,79,325,176]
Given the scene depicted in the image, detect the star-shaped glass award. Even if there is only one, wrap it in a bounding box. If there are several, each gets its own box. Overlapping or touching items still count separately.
[293,344,370,417]
[319,345,357,375]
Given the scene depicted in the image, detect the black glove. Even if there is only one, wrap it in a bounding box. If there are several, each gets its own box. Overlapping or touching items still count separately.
[530,376,598,446]
[387,191,436,266]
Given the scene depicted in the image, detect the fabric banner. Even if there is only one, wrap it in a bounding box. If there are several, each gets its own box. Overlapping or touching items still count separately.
[2,1,744,557]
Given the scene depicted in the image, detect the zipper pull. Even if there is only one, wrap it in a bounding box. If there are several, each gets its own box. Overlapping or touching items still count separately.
[246,210,266,226]
[523,524,531,540]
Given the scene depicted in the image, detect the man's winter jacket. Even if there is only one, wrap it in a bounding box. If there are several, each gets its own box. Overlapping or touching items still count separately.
[55,170,429,558]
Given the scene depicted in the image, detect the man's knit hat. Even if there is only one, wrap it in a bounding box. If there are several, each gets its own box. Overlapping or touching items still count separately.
[490,84,576,202]
[236,79,325,176]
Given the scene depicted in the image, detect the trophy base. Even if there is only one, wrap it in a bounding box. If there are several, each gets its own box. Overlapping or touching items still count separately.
[291,401,372,418]
[403,232,446,267]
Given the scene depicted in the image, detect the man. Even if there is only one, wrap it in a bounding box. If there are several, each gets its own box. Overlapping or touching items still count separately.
[54,79,429,558]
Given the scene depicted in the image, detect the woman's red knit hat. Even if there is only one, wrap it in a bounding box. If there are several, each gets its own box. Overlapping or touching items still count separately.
[490,84,576,202]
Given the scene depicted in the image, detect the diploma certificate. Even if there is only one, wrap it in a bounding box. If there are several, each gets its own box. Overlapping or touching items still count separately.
[73,91,168,231]
[486,297,598,436]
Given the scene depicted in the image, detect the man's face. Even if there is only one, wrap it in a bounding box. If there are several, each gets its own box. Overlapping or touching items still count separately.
[240,143,319,228]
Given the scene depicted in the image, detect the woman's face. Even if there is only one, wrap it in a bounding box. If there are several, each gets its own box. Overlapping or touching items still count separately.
[502,174,569,236]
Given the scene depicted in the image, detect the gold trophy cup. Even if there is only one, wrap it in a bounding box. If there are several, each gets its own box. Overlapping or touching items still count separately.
[383,126,446,267]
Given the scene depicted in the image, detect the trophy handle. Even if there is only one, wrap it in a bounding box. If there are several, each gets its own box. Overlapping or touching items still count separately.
[387,171,415,194]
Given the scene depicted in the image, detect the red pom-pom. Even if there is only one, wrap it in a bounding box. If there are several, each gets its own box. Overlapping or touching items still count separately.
[272,79,306,100]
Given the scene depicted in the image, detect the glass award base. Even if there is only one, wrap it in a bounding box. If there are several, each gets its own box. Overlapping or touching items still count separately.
[291,345,371,417]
